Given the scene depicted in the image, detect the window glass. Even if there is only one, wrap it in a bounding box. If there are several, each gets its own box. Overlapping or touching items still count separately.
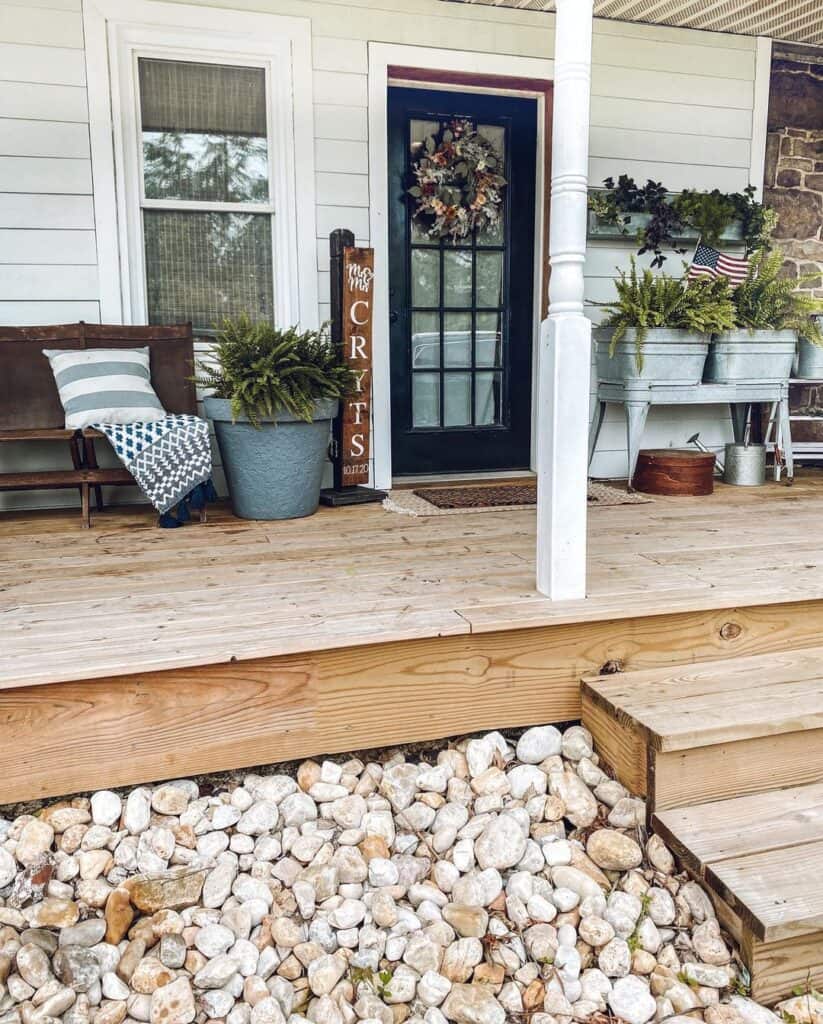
[137,57,273,332]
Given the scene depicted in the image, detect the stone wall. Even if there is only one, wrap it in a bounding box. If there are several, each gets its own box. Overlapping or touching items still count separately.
[763,55,823,296]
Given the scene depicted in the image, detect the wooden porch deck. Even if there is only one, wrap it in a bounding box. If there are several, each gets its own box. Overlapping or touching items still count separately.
[3,473,823,803]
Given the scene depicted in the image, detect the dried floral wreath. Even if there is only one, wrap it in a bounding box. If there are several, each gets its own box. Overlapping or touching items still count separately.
[408,118,506,242]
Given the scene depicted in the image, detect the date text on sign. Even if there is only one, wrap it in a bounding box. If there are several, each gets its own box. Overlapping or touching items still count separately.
[340,247,375,487]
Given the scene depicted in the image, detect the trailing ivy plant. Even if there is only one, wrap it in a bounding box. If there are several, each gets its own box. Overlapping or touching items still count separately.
[732,247,823,344]
[194,315,356,427]
[594,256,737,369]
[588,175,776,268]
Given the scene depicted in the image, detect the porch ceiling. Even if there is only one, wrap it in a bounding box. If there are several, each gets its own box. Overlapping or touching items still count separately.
[446,0,823,46]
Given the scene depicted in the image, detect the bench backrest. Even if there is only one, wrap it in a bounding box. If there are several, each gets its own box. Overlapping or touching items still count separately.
[0,323,197,430]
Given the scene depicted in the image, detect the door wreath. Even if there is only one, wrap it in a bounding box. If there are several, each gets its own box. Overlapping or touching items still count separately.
[408,118,507,242]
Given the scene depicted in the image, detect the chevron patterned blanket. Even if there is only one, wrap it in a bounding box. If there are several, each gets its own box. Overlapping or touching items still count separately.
[95,414,216,525]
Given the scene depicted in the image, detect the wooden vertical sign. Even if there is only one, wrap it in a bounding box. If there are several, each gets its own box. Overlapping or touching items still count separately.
[321,229,386,506]
[339,245,374,487]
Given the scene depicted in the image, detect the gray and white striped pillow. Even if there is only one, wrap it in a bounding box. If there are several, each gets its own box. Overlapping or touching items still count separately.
[44,347,166,430]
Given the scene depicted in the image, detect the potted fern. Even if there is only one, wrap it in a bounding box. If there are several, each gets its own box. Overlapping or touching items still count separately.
[197,317,355,520]
[594,258,736,385]
[705,248,823,383]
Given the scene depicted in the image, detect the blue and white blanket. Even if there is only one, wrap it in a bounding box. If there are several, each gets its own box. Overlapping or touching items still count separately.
[95,414,216,527]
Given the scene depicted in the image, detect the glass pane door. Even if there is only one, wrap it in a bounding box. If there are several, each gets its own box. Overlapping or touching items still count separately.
[388,87,537,476]
[408,118,506,432]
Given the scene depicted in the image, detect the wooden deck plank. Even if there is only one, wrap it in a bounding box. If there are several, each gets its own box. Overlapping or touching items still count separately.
[583,647,823,751]
[706,840,823,942]
[652,782,823,873]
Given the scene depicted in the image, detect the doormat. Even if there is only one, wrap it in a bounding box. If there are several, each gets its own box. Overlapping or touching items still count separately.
[382,481,652,516]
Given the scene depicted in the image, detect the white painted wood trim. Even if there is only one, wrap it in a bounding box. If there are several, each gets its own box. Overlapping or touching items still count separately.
[536,0,593,601]
[749,36,772,199]
[82,0,317,328]
[368,42,553,490]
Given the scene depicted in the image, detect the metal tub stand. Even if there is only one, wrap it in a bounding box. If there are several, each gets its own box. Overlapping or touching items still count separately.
[589,380,794,487]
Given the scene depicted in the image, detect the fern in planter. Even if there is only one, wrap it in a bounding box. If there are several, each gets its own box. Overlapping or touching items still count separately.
[732,247,823,343]
[195,316,357,427]
[595,257,737,368]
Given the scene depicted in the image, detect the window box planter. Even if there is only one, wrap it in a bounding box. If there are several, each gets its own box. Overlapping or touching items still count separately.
[587,208,745,244]
[594,327,710,386]
[204,397,338,521]
[704,331,797,384]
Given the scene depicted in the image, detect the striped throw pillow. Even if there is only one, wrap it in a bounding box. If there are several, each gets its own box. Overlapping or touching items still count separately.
[44,347,166,430]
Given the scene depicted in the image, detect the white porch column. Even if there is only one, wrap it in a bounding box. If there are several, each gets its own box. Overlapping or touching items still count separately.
[536,0,594,600]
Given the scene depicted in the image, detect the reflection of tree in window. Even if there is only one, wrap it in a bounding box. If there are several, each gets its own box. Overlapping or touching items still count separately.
[143,131,268,203]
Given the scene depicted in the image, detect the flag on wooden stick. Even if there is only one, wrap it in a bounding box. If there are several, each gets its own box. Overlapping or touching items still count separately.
[688,241,750,286]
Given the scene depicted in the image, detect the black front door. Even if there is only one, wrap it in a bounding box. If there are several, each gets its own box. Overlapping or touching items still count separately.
[388,86,537,476]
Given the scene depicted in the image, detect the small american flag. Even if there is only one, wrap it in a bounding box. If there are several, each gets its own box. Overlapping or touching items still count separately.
[688,241,750,285]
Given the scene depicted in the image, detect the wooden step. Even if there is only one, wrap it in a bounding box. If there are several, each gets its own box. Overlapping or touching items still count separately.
[581,646,823,811]
[653,783,823,1003]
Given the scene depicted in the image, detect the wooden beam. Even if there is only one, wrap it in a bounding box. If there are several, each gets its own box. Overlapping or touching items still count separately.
[6,597,823,805]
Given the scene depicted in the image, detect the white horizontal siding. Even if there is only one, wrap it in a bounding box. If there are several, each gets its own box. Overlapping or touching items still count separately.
[0,42,85,86]
[0,3,84,48]
[0,81,87,121]
[0,265,98,300]
[313,70,367,107]
[315,139,369,174]
[0,119,90,158]
[0,299,99,325]
[0,229,97,264]
[0,194,94,229]
[315,104,368,142]
[0,156,92,194]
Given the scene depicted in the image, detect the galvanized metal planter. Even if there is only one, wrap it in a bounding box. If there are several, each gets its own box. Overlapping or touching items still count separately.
[587,207,744,244]
[796,319,823,378]
[594,327,710,385]
[204,397,338,521]
[704,330,797,384]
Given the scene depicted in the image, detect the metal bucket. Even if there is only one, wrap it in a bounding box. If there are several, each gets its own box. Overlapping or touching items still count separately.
[723,443,766,486]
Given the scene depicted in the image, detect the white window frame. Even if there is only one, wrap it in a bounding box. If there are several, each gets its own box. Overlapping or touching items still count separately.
[84,0,318,330]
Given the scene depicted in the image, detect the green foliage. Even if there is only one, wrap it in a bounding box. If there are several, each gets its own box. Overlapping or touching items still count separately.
[732,248,823,343]
[194,315,356,427]
[349,967,393,1001]
[589,176,775,267]
[595,257,737,368]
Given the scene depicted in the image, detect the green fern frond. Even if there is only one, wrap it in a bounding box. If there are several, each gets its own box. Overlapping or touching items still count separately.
[593,256,736,369]
[193,315,357,427]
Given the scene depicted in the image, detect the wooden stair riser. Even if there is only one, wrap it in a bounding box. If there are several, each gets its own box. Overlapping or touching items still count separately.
[744,932,823,1005]
[650,729,823,811]
[705,887,823,1005]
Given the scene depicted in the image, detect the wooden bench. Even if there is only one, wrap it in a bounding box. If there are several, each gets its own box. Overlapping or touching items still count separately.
[0,323,197,527]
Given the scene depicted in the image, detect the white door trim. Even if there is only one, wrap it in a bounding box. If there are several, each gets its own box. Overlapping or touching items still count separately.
[83,0,318,329]
[367,43,553,489]
[749,36,773,199]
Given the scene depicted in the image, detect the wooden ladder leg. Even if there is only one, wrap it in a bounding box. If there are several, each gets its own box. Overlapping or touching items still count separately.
[84,436,105,511]
[80,482,91,528]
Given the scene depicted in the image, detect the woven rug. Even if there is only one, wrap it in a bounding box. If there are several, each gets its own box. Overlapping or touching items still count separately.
[383,481,651,517]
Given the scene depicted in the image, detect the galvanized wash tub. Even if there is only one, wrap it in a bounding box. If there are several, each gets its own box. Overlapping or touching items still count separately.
[796,317,823,378]
[204,397,338,521]
[594,328,710,385]
[704,330,797,384]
